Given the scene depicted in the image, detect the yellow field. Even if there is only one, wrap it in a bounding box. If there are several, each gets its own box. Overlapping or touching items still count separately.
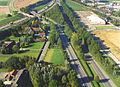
[44,49,54,62]
[93,30,120,60]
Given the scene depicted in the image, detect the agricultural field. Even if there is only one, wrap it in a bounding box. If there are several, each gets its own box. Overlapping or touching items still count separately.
[0,0,11,14]
[0,14,23,26]
[0,0,11,6]
[66,0,89,11]
[0,6,10,14]
[93,30,120,61]
[14,0,40,9]
[44,48,65,65]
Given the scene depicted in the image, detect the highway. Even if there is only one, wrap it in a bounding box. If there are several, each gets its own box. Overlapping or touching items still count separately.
[73,5,117,86]
[0,0,56,30]
[84,53,117,87]
[56,25,92,87]
[0,17,30,30]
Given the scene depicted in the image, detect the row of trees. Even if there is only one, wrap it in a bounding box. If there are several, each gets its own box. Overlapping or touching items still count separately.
[60,1,103,86]
[29,63,79,87]
[0,80,4,87]
[43,5,65,24]
[49,23,59,47]
[0,56,35,71]
[62,1,120,85]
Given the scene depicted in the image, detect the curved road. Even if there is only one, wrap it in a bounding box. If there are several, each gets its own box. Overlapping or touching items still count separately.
[0,0,56,30]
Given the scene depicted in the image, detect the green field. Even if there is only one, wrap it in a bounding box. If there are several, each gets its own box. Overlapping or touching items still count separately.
[96,25,114,29]
[0,14,7,21]
[44,48,65,65]
[0,14,24,27]
[66,0,89,11]
[0,0,11,6]
[34,4,47,11]
[0,42,44,62]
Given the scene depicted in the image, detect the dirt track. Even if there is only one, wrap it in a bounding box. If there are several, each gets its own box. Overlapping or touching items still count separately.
[93,30,120,60]
[14,0,40,9]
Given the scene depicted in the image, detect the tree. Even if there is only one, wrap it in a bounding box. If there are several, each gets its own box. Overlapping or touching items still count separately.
[0,80,4,87]
[49,24,58,47]
[13,11,18,15]
[62,75,67,84]
[7,14,12,17]
[1,45,6,54]
[5,56,23,70]
[71,33,79,46]
[48,80,57,87]
[12,45,19,53]
[94,75,100,82]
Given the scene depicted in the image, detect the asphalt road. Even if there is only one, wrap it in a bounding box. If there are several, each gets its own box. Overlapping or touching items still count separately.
[57,25,92,87]
[0,0,55,31]
[84,53,117,87]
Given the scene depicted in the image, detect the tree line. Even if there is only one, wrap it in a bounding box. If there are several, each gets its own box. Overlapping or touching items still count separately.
[29,63,79,87]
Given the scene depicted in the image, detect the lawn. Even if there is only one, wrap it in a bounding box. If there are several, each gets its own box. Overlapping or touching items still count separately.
[44,48,65,65]
[66,0,89,11]
[0,42,44,62]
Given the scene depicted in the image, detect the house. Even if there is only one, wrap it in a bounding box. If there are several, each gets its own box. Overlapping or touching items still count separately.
[3,40,16,53]
[4,70,18,86]
[39,32,46,38]
[5,70,18,81]
[31,27,44,34]
[81,0,109,6]
[4,69,26,87]
[107,3,120,11]
[4,40,15,48]
[30,26,46,41]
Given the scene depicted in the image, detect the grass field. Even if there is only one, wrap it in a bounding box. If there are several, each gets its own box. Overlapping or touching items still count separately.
[0,42,44,62]
[0,14,23,27]
[44,48,65,65]
[66,0,89,11]
[34,4,47,11]
[96,25,114,30]
[0,14,7,21]
[0,0,11,6]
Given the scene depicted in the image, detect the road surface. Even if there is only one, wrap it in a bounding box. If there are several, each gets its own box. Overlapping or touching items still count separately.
[56,25,92,87]
[84,53,117,87]
[0,0,56,30]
